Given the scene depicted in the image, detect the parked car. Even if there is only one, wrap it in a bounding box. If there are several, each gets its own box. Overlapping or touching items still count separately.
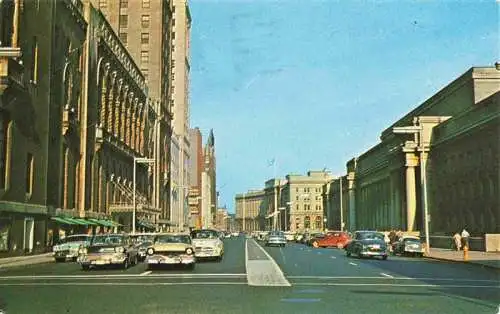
[78,234,139,270]
[284,231,296,242]
[190,229,224,261]
[53,234,92,262]
[310,231,351,249]
[145,233,195,270]
[345,231,388,260]
[265,231,286,247]
[306,233,325,246]
[392,236,424,257]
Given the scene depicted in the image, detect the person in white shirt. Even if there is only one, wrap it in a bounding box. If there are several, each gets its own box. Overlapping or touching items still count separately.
[461,228,470,248]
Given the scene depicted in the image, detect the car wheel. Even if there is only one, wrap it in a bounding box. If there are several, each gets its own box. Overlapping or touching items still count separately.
[216,255,223,262]
[55,258,65,263]
[187,263,195,270]
[81,265,90,271]
[346,250,351,257]
[382,255,388,261]
[133,255,139,265]
[122,258,129,269]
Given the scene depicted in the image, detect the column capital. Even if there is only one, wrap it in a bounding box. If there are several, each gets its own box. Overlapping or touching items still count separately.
[405,153,419,167]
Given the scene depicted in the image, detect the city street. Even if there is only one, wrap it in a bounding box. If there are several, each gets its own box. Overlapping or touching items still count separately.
[0,236,498,314]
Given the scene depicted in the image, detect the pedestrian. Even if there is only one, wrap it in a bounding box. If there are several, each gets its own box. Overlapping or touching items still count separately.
[452,232,461,251]
[461,228,470,249]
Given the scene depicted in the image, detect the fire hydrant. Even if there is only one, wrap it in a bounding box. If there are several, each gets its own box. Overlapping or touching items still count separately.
[463,245,469,261]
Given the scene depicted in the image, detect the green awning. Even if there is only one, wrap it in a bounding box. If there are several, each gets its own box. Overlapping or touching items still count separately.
[73,218,98,226]
[88,218,119,227]
[51,217,77,225]
[63,217,88,226]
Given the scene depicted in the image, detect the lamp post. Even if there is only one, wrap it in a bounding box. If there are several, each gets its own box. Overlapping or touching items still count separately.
[133,157,155,234]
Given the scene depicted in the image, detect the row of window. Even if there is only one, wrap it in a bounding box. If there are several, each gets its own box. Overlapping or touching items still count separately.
[118,14,151,29]
[295,187,322,193]
[100,0,151,9]
[119,32,151,46]
[295,204,322,211]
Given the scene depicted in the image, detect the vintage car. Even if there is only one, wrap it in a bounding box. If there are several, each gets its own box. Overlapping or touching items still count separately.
[190,229,224,261]
[306,233,325,246]
[78,234,139,270]
[265,231,286,247]
[311,231,351,249]
[145,233,195,269]
[345,231,388,260]
[130,233,157,261]
[52,234,92,262]
[392,236,425,257]
[284,231,296,242]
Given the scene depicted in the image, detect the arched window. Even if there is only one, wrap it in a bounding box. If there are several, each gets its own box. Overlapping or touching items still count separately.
[304,216,310,229]
[0,112,12,189]
[315,216,322,230]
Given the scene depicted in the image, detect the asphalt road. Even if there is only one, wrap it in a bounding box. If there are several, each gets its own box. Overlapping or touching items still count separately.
[0,236,498,314]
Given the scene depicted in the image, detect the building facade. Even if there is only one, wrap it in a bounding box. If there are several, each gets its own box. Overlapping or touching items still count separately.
[187,127,202,229]
[280,171,333,233]
[342,67,499,239]
[235,189,265,232]
[214,207,228,231]
[90,0,173,228]
[201,129,216,228]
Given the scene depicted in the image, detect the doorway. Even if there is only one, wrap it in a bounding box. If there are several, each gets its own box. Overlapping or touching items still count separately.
[23,217,34,253]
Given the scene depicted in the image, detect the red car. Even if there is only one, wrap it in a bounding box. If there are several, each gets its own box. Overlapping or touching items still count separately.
[311,231,351,249]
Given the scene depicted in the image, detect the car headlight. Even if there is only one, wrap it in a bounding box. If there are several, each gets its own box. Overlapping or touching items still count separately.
[185,248,193,255]
[115,247,125,253]
[147,248,154,255]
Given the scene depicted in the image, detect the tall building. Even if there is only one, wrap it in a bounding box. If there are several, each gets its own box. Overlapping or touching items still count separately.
[280,171,333,232]
[170,0,192,231]
[201,129,216,228]
[235,190,265,232]
[214,207,228,231]
[188,127,203,229]
[90,0,172,227]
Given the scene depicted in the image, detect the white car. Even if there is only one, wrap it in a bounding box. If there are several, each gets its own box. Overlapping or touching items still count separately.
[53,234,92,262]
[190,229,224,261]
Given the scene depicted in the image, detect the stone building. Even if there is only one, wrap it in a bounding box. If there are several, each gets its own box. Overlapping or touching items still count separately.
[235,189,265,232]
[340,66,499,238]
[201,129,216,228]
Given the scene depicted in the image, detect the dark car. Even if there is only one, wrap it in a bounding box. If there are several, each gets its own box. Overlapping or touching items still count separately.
[345,231,388,260]
[306,233,325,246]
[78,234,139,270]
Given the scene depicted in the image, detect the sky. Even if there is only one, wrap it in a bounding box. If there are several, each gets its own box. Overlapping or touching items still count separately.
[189,0,498,213]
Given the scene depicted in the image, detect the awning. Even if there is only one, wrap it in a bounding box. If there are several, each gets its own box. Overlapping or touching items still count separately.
[63,217,91,225]
[88,218,121,227]
[138,221,156,229]
[51,217,77,225]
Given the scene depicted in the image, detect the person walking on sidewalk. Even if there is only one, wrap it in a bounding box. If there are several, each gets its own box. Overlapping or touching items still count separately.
[461,228,470,249]
[452,232,462,251]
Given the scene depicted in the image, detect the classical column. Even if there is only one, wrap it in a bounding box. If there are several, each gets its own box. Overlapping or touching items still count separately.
[100,71,108,128]
[107,72,116,132]
[11,0,20,47]
[347,172,356,231]
[114,80,123,137]
[405,153,419,231]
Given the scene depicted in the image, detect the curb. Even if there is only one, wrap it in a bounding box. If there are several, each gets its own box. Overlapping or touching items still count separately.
[0,253,54,269]
[424,255,500,271]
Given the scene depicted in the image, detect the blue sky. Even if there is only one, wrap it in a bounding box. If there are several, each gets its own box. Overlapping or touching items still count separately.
[189,0,498,213]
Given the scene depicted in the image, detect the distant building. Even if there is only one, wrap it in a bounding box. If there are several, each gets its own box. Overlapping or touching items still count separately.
[215,207,228,231]
[201,130,216,228]
[188,128,203,228]
[235,190,266,232]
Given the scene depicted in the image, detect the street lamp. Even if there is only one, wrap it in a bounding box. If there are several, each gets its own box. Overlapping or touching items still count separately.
[133,157,155,234]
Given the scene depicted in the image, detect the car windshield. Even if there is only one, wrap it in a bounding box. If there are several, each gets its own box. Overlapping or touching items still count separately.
[131,235,155,244]
[404,238,421,244]
[191,230,219,239]
[91,235,124,246]
[359,232,384,241]
[269,231,284,237]
[155,235,191,244]
[58,235,90,244]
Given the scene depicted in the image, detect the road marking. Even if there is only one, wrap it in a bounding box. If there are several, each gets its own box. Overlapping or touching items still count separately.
[317,252,322,255]
[0,282,247,286]
[349,262,357,266]
[140,271,152,276]
[0,273,247,280]
[246,239,291,287]
[287,276,499,283]
[293,283,500,289]
[281,298,321,303]
[330,256,336,259]
[380,273,393,278]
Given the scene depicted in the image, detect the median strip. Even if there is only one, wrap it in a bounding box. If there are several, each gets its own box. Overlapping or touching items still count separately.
[245,239,291,287]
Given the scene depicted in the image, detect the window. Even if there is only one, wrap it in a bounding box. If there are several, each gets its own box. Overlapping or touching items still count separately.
[98,0,107,9]
[120,0,128,8]
[0,113,11,189]
[295,196,299,201]
[119,15,128,28]
[141,33,150,44]
[31,36,38,83]
[141,15,150,28]
[142,0,150,8]
[26,153,34,195]
[296,204,299,211]
[315,216,322,229]
[140,51,149,65]
[304,216,310,229]
[119,32,127,45]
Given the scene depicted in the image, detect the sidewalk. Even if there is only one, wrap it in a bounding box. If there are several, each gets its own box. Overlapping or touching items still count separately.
[0,253,53,269]
[426,248,500,269]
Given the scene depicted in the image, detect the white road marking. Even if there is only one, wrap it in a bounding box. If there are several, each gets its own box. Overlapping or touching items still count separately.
[380,273,393,278]
[246,239,291,287]
[0,282,247,286]
[349,262,357,266]
[330,256,336,259]
[287,276,499,283]
[293,283,500,288]
[0,273,247,280]
[140,271,152,276]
